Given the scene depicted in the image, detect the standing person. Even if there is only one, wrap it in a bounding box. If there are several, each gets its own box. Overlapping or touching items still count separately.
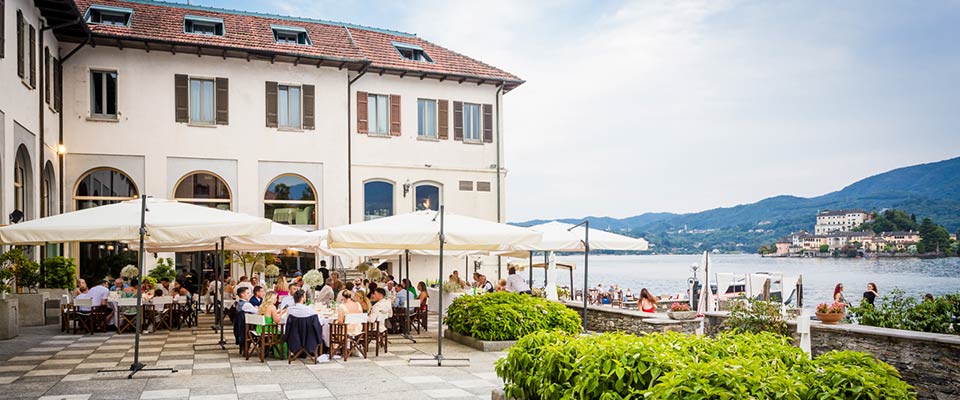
[505,267,531,294]
[834,283,849,306]
[638,288,657,313]
[862,283,879,306]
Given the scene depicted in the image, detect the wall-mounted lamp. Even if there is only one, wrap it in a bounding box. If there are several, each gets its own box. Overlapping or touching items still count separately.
[106,244,115,251]
[57,144,67,155]
[402,180,411,197]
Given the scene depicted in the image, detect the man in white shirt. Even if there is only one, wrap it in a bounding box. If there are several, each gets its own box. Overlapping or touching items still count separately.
[159,278,172,296]
[279,284,299,310]
[368,288,392,332]
[88,279,111,308]
[74,286,94,312]
[235,287,257,315]
[505,267,531,294]
[235,276,254,294]
[286,290,318,318]
[316,278,335,305]
[385,281,396,301]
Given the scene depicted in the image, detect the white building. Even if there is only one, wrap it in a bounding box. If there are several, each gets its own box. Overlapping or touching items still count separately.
[814,209,872,235]
[4,0,523,288]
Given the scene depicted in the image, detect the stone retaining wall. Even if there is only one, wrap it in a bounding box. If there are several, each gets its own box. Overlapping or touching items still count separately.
[563,301,700,335]
[703,312,959,400]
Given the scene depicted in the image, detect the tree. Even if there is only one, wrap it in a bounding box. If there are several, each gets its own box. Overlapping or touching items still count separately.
[757,245,770,255]
[819,244,830,253]
[919,218,951,254]
[227,252,277,278]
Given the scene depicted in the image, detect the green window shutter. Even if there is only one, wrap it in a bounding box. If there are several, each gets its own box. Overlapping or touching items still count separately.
[302,84,315,130]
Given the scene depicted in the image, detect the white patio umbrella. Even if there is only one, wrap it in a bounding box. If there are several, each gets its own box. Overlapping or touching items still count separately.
[327,207,541,366]
[497,221,649,331]
[128,222,319,252]
[0,196,271,378]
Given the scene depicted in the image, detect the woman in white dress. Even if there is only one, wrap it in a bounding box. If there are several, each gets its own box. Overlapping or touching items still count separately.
[336,290,363,336]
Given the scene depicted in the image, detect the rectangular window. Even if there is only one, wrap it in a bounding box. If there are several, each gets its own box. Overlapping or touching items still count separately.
[184,15,224,36]
[462,103,481,141]
[189,78,215,124]
[272,25,311,45]
[278,85,302,129]
[476,182,491,192]
[90,70,118,117]
[417,99,437,138]
[459,180,473,191]
[367,94,390,135]
[393,42,432,62]
[86,6,133,26]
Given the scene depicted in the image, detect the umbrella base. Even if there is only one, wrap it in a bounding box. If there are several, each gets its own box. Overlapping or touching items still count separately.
[409,354,470,367]
[98,363,177,379]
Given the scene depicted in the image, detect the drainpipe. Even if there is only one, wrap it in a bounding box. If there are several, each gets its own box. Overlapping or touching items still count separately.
[494,83,504,279]
[346,63,369,224]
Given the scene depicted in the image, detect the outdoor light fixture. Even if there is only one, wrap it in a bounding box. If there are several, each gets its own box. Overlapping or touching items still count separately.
[98,244,106,250]
[402,180,411,197]
[107,244,115,251]
[57,144,67,155]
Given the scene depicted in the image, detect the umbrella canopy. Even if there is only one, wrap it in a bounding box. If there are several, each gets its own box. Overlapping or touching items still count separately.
[0,198,272,245]
[516,262,577,270]
[327,210,541,251]
[129,222,319,252]
[501,221,649,254]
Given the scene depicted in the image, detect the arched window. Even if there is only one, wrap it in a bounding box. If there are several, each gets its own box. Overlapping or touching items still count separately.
[42,162,56,218]
[414,182,440,211]
[13,145,32,221]
[363,180,394,221]
[174,172,231,210]
[264,174,317,227]
[74,168,139,283]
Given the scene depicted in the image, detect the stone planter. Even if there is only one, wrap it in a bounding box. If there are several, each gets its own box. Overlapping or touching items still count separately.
[816,312,844,325]
[444,329,517,352]
[0,298,19,340]
[12,292,49,327]
[668,311,698,320]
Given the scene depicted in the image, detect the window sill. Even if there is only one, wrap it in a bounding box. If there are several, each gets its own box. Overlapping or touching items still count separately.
[21,80,35,90]
[366,133,393,138]
[86,116,119,122]
[417,136,439,142]
[462,139,484,145]
[187,122,218,128]
[277,127,305,133]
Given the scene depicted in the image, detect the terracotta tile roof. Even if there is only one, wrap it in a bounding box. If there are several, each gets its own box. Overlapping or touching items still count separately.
[71,0,522,85]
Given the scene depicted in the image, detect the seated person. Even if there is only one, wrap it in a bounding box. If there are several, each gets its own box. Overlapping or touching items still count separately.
[279,284,299,310]
[286,290,317,318]
[74,286,93,312]
[368,288,391,332]
[249,286,264,307]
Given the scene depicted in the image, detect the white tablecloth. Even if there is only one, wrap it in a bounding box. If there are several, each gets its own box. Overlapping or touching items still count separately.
[426,288,466,318]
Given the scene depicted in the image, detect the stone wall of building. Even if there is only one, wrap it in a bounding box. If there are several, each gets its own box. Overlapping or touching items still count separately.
[563,302,700,335]
[702,311,959,400]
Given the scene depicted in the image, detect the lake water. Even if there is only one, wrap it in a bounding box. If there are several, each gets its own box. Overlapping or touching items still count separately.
[548,254,960,309]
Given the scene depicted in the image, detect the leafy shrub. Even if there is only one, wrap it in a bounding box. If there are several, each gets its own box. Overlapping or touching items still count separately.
[445,292,580,341]
[850,289,959,335]
[496,331,915,400]
[724,298,789,336]
[147,258,176,282]
[0,249,40,291]
[42,257,77,290]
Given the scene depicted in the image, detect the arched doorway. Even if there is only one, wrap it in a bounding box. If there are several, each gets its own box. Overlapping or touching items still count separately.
[173,171,233,288]
[74,168,139,282]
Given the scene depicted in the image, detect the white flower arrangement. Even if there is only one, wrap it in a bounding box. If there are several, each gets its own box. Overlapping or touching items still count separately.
[302,270,324,288]
[252,263,266,273]
[120,265,140,279]
[443,280,464,293]
[265,264,280,277]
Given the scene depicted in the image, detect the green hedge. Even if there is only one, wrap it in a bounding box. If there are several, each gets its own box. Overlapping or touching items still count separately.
[495,331,914,399]
[445,292,581,341]
[851,289,960,335]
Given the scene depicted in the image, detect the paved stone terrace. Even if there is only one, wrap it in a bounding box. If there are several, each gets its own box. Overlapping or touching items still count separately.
[0,314,504,400]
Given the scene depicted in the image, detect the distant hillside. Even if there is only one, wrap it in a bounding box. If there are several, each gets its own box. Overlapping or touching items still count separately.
[514,156,960,254]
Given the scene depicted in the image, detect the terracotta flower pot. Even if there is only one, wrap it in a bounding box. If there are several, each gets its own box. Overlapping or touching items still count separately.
[816,312,844,325]
[668,311,698,320]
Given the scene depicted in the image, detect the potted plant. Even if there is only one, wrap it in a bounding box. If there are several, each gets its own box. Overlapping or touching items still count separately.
[667,302,698,320]
[816,302,846,324]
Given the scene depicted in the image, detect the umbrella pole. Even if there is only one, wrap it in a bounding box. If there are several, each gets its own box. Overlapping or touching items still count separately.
[100,195,176,378]
[410,206,467,366]
[218,236,226,349]
[403,250,416,343]
[528,251,533,288]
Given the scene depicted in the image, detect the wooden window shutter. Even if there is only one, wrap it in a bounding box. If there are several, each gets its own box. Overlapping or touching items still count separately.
[29,24,35,88]
[174,74,189,122]
[16,10,23,78]
[302,84,315,130]
[453,101,463,141]
[438,100,449,140]
[482,103,493,143]
[44,47,50,104]
[265,81,278,128]
[53,59,61,112]
[389,94,401,136]
[215,77,229,125]
[356,91,368,134]
[0,0,6,59]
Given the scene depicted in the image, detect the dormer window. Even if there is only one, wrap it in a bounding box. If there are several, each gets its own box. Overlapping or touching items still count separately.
[85,5,133,27]
[393,42,432,62]
[184,15,224,36]
[271,25,310,45]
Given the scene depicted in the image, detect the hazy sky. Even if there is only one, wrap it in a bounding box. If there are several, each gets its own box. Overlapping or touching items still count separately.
[189,0,960,222]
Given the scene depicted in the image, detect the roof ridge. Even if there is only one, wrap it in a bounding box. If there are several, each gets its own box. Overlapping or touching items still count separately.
[107,0,418,38]
[342,26,368,62]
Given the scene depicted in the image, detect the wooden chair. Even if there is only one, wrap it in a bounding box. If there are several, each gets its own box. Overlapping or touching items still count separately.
[116,297,140,334]
[152,296,175,331]
[70,298,95,335]
[345,313,369,359]
[611,291,623,308]
[412,305,428,333]
[60,295,72,332]
[389,307,407,334]
[370,321,388,356]
[328,322,350,361]
[243,314,266,361]
[286,315,321,364]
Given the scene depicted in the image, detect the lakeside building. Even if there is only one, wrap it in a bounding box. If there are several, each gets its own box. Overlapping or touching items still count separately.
[779,230,921,255]
[2,0,522,283]
[814,209,873,235]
